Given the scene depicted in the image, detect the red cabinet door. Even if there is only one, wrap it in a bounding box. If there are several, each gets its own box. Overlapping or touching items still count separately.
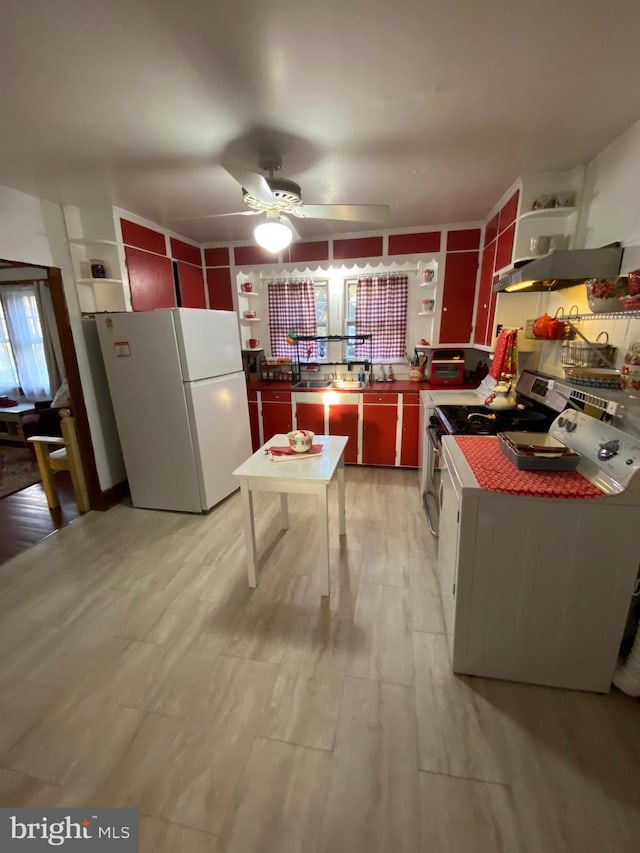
[439,250,479,344]
[498,189,519,233]
[400,394,420,467]
[206,267,234,311]
[296,401,325,435]
[473,240,497,345]
[248,401,261,451]
[328,403,359,464]
[247,392,261,451]
[362,401,397,466]
[495,222,516,273]
[176,261,206,308]
[125,246,176,311]
[261,394,293,441]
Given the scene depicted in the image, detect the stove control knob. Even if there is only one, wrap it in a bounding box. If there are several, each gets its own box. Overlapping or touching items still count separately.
[565,420,577,433]
[598,439,620,461]
[557,416,566,428]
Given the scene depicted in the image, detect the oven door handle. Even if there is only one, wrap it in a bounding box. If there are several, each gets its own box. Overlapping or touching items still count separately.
[427,426,444,470]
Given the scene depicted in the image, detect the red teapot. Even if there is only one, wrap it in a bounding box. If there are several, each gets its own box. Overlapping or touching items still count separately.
[532,313,553,339]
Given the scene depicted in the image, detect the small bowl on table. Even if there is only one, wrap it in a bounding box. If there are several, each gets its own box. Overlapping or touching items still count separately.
[287,429,315,453]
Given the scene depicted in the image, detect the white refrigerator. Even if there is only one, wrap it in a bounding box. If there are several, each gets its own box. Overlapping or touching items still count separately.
[96,308,252,513]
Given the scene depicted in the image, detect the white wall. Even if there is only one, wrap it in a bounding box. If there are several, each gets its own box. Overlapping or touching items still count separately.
[0,185,125,491]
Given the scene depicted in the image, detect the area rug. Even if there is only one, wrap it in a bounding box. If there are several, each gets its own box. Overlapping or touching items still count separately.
[0,445,41,498]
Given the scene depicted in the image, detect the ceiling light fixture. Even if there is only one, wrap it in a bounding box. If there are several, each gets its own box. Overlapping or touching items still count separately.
[253,212,292,253]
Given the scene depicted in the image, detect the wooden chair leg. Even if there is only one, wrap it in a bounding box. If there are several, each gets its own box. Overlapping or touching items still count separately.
[31,441,60,509]
[66,445,90,513]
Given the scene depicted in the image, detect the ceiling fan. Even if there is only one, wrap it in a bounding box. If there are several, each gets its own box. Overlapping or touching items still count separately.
[177,157,391,252]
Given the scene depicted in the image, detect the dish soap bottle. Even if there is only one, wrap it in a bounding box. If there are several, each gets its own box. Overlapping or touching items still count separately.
[387,364,394,382]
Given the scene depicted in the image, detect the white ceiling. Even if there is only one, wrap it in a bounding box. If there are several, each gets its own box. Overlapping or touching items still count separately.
[2,0,640,244]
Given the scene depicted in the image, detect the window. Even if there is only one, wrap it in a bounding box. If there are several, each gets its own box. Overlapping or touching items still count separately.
[265,273,409,363]
[0,303,19,394]
[344,280,358,359]
[0,285,51,399]
[354,274,408,361]
[314,281,328,358]
[267,279,318,357]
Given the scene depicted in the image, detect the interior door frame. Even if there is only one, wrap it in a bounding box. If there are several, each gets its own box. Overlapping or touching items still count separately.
[1,259,104,510]
[45,265,103,508]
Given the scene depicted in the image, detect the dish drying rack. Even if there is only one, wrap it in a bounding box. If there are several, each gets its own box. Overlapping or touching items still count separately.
[524,312,636,417]
[291,334,373,383]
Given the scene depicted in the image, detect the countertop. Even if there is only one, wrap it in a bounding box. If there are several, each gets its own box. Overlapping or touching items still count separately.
[248,380,475,394]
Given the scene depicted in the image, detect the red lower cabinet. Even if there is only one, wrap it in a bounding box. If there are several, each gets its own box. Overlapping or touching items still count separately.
[328,403,359,464]
[400,394,420,467]
[362,394,398,466]
[247,390,261,451]
[295,401,326,436]
[261,392,292,441]
[125,246,176,311]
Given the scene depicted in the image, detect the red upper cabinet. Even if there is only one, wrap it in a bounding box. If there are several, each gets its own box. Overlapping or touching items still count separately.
[121,219,167,255]
[176,261,206,308]
[498,190,519,233]
[170,237,201,267]
[439,250,479,344]
[495,222,516,273]
[473,240,497,346]
[485,213,499,247]
[125,246,176,311]
[206,268,234,311]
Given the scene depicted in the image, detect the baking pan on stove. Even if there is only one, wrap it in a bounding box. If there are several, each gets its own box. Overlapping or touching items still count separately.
[498,432,581,471]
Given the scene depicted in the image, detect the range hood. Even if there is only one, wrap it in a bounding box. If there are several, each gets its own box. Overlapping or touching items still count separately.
[494,247,623,293]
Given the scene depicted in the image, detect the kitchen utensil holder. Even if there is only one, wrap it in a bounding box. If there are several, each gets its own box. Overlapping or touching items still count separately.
[560,331,616,368]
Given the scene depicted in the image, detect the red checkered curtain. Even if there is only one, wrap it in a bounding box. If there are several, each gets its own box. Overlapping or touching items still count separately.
[268,279,318,357]
[355,274,408,360]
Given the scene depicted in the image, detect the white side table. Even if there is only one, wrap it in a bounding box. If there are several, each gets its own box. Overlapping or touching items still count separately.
[233,434,348,597]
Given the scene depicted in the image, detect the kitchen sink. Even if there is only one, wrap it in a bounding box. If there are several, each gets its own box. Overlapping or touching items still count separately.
[291,379,333,389]
[332,379,368,389]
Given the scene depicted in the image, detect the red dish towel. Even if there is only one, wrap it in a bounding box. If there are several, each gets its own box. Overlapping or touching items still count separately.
[490,329,518,380]
[266,444,324,462]
[455,437,603,498]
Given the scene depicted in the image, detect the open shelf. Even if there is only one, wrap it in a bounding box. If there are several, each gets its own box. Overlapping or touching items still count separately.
[420,281,437,288]
[240,317,261,323]
[518,207,577,221]
[69,238,119,247]
[77,278,122,285]
[238,290,260,297]
[418,311,435,317]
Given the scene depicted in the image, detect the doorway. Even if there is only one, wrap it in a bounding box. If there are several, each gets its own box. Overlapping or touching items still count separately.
[0,258,103,563]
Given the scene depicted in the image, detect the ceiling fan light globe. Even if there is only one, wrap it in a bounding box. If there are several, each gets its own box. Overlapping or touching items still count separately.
[253,220,292,253]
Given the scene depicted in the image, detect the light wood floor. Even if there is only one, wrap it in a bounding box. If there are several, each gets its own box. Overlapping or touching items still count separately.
[0,466,638,852]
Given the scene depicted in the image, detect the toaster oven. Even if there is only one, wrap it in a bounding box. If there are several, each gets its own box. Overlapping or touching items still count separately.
[429,349,465,387]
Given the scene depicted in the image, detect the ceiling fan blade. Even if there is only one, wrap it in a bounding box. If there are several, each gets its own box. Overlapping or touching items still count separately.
[170,210,260,223]
[295,203,391,224]
[279,214,301,242]
[222,162,276,205]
